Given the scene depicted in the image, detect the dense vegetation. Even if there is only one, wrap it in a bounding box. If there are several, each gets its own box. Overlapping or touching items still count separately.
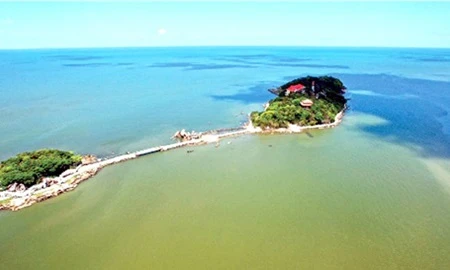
[0,149,82,188]
[251,76,347,128]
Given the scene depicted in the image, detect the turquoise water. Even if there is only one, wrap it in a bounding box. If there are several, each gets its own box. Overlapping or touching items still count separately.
[1,47,449,159]
[1,47,450,269]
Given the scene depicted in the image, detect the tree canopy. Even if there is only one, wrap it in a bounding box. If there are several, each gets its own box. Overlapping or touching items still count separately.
[252,76,347,128]
[0,149,82,188]
[271,75,347,105]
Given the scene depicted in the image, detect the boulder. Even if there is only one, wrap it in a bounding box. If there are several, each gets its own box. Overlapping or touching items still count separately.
[60,169,76,178]
[82,155,98,165]
[17,184,26,192]
[172,129,201,141]
[7,183,17,192]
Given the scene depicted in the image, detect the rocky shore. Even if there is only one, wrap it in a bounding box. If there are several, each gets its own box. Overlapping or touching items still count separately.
[0,154,134,211]
[245,107,346,134]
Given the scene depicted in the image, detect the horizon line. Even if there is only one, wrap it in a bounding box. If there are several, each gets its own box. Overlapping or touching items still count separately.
[1,44,450,51]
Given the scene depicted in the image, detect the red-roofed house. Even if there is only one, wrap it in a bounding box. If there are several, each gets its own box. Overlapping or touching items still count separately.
[286,83,305,93]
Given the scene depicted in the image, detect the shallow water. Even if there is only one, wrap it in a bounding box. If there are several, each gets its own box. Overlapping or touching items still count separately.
[1,47,450,269]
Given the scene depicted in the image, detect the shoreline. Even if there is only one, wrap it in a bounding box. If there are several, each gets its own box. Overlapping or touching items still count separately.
[246,107,345,134]
[0,109,346,212]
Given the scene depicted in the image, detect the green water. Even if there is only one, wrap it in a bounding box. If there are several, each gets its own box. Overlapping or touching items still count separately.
[1,113,450,269]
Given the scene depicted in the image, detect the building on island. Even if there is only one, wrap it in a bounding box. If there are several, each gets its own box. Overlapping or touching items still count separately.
[286,83,305,93]
[285,83,306,96]
[300,99,314,107]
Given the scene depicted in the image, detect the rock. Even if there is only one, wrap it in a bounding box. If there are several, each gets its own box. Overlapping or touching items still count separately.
[82,155,98,165]
[47,178,60,186]
[17,184,26,192]
[7,183,17,192]
[172,131,181,139]
[172,129,201,141]
[60,169,76,178]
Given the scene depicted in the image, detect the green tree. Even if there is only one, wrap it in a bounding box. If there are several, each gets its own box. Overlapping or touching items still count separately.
[0,149,82,188]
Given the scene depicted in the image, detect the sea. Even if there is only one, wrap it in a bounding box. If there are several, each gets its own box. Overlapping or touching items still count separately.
[1,47,450,269]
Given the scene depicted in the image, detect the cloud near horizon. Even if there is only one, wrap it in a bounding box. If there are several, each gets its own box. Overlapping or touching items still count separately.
[157,28,167,35]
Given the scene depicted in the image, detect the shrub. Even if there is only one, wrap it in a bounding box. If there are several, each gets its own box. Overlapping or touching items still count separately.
[253,76,347,128]
[0,149,82,188]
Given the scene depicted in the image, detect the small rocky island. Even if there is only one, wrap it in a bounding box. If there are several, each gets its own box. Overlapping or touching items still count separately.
[0,149,102,211]
[0,149,82,189]
[250,76,347,129]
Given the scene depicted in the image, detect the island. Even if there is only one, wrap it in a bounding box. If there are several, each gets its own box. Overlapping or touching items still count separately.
[0,75,348,211]
[0,149,82,189]
[0,149,102,211]
[250,76,347,129]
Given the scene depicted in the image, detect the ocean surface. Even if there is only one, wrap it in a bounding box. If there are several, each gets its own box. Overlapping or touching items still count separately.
[1,47,450,269]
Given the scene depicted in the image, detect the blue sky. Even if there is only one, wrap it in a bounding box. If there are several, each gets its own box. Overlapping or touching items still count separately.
[0,1,449,49]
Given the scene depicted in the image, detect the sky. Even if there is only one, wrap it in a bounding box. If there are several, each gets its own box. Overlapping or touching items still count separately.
[0,1,450,49]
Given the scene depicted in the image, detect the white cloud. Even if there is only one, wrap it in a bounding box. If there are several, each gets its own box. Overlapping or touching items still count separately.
[157,28,167,35]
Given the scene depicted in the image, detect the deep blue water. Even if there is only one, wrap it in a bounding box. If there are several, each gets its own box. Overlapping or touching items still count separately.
[1,46,450,160]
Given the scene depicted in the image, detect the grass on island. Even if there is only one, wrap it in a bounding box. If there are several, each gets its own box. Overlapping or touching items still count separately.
[0,149,82,188]
[251,94,344,128]
[251,76,347,129]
